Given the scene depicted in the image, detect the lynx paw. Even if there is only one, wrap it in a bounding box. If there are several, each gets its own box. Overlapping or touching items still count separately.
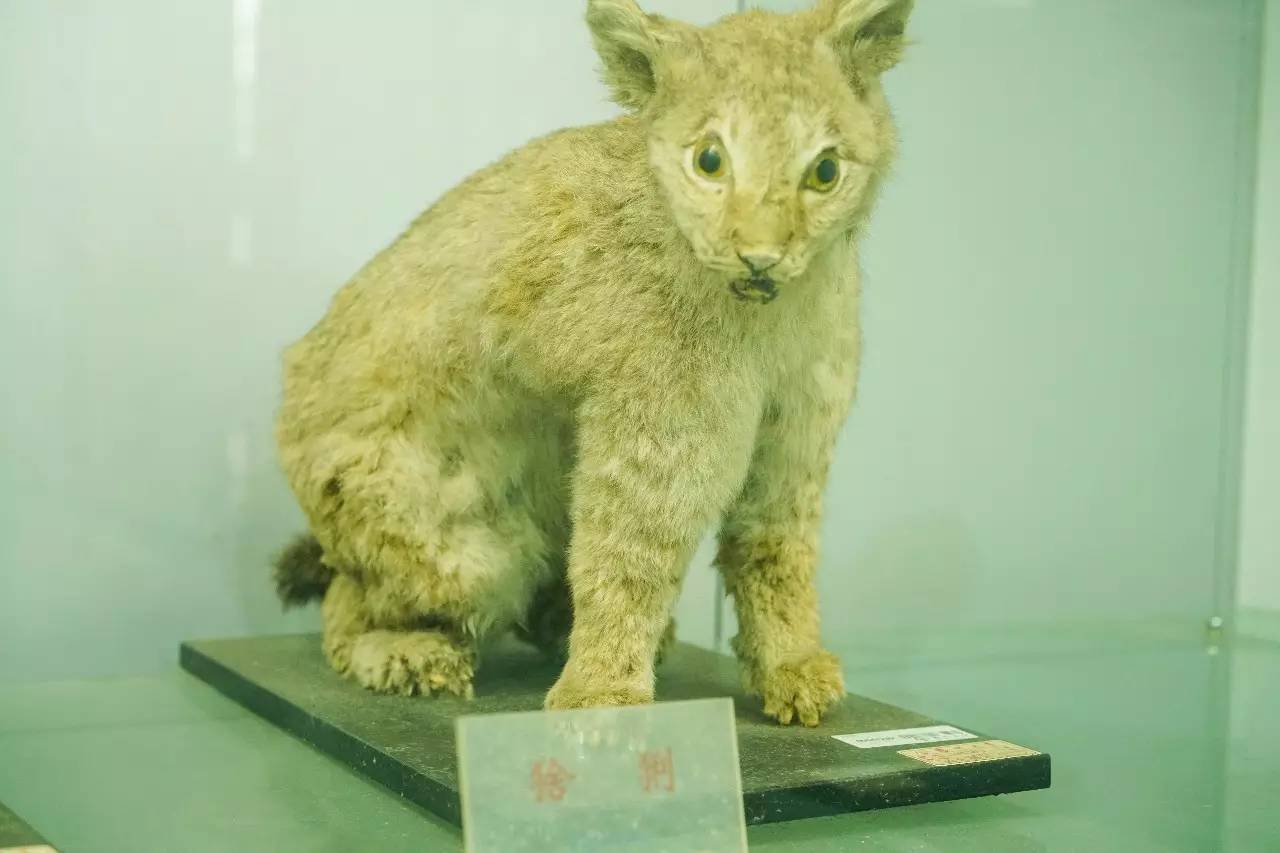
[755,650,845,727]
[545,672,651,711]
[323,633,355,675]
[347,630,475,699]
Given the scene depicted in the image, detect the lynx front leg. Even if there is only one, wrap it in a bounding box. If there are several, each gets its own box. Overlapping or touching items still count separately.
[717,369,856,727]
[545,391,756,711]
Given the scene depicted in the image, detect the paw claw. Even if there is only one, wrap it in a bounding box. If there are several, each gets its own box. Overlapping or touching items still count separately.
[754,650,844,727]
[346,630,475,699]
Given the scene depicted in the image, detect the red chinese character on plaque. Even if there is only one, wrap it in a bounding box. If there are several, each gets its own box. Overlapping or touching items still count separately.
[530,757,575,803]
[638,747,676,793]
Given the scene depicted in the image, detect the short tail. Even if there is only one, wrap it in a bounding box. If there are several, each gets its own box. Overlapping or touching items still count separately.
[272,534,334,607]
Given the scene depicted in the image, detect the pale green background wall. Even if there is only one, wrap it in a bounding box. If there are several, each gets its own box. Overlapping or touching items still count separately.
[0,0,1267,682]
[1240,0,1280,615]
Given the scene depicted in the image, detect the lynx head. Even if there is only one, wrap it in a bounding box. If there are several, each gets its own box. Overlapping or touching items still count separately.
[586,0,912,302]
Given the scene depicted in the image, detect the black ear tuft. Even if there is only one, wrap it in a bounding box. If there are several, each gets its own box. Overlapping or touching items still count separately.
[586,0,661,111]
[822,0,914,78]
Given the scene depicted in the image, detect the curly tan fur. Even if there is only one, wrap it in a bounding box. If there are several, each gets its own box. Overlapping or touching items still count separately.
[274,0,912,725]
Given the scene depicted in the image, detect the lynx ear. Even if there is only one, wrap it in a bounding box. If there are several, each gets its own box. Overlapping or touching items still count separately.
[820,0,914,78]
[586,0,672,111]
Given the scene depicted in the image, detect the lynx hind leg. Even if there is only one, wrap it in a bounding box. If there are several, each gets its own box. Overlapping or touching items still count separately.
[321,574,476,699]
[303,399,571,699]
[320,573,368,676]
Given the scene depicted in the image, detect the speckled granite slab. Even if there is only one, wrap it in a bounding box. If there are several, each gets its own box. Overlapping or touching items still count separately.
[180,634,1049,826]
[0,801,53,852]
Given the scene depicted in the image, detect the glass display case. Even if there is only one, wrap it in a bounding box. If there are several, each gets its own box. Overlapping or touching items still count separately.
[1,1,1276,850]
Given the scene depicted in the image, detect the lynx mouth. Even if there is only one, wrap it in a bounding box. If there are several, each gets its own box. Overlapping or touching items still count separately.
[730,276,779,305]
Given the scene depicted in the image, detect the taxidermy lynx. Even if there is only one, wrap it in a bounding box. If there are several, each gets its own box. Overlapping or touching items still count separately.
[274,0,912,726]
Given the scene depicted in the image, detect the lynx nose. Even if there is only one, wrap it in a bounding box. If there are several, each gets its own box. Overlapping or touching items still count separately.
[738,251,783,276]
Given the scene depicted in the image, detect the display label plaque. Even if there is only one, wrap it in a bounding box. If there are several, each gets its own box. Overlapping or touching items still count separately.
[456,698,747,852]
[900,739,1041,767]
[833,724,977,749]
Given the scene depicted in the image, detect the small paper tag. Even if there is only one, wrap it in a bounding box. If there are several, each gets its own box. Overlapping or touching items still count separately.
[457,698,747,853]
[832,724,976,749]
[899,739,1040,767]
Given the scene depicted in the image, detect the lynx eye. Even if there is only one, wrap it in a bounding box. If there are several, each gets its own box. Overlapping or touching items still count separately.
[805,154,841,192]
[693,138,728,180]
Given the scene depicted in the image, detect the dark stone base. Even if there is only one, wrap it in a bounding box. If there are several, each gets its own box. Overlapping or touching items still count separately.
[0,800,51,851]
[179,634,1050,827]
